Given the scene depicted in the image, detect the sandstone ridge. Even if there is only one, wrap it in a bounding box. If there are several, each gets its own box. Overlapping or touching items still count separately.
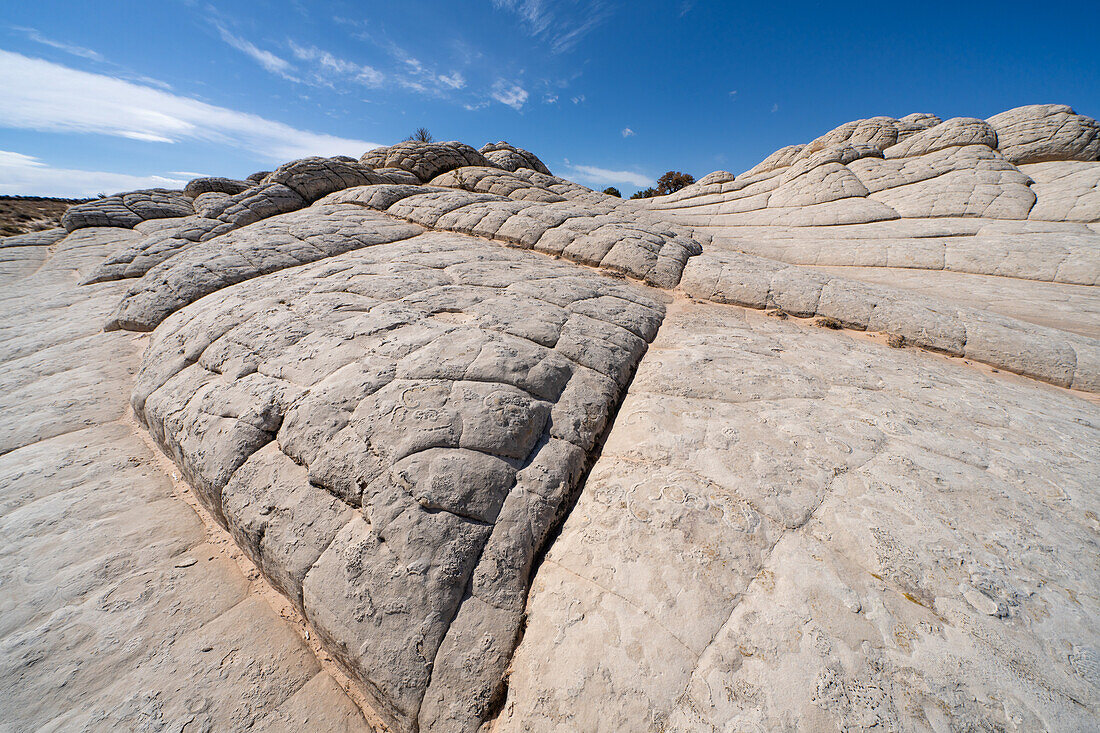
[3,107,1098,732]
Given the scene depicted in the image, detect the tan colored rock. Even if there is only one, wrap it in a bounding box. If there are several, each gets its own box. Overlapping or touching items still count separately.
[500,301,1099,732]
[1023,160,1100,222]
[988,103,1100,164]
[883,117,998,158]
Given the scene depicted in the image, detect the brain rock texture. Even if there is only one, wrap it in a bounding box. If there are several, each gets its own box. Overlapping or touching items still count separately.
[15,113,1099,733]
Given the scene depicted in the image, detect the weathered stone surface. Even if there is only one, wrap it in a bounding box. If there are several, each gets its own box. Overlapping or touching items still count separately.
[0,223,367,732]
[106,203,423,331]
[263,155,393,202]
[883,117,998,158]
[895,112,942,142]
[429,166,567,202]
[324,184,703,287]
[361,141,491,182]
[868,165,1035,219]
[130,234,665,731]
[500,301,1099,732]
[82,158,419,284]
[61,188,195,231]
[480,141,553,175]
[988,103,1100,164]
[9,112,1099,733]
[680,249,1098,389]
[184,176,252,197]
[802,115,900,156]
[1023,160,1100,222]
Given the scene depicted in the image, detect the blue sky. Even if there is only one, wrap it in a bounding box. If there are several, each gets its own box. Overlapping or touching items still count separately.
[2,1,1097,197]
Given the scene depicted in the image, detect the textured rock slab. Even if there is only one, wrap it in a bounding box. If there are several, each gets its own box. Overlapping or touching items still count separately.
[106,202,423,331]
[83,157,412,284]
[184,176,252,197]
[680,249,1099,390]
[0,225,368,732]
[131,234,666,732]
[814,265,1100,339]
[883,117,998,159]
[324,184,703,287]
[500,300,1100,731]
[361,140,491,182]
[61,189,194,231]
[479,141,552,175]
[704,220,1100,285]
[987,104,1100,164]
[1023,160,1100,222]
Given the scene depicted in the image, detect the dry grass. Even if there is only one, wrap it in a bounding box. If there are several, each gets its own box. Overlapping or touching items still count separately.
[814,316,843,329]
[0,196,86,237]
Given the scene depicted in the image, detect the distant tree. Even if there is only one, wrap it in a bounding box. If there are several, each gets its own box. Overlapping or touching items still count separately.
[629,187,659,199]
[602,186,621,197]
[405,127,434,143]
[655,170,695,195]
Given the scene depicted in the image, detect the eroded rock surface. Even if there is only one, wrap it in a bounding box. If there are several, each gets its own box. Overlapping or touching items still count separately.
[5,106,1098,733]
[500,301,1099,732]
[0,223,368,732]
[61,189,195,231]
[130,234,665,731]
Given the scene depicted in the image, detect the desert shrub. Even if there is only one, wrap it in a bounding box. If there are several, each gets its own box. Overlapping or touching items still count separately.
[406,127,434,143]
[656,171,695,195]
[602,187,621,197]
[630,187,659,199]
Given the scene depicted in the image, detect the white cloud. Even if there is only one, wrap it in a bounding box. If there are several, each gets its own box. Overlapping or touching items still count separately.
[12,27,105,62]
[621,127,635,138]
[564,163,650,188]
[771,103,779,113]
[288,42,384,87]
[491,80,529,111]
[0,149,186,198]
[0,51,382,162]
[544,93,558,104]
[491,0,613,53]
[571,94,585,104]
[729,90,737,97]
[212,22,295,79]
[437,72,465,90]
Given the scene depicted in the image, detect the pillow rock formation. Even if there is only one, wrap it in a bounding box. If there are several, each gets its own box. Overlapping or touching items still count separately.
[2,105,1098,732]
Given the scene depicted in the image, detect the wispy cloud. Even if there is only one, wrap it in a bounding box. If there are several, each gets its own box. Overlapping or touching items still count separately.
[564,162,650,188]
[212,22,296,79]
[491,0,614,53]
[437,72,465,90]
[571,94,585,104]
[771,102,779,113]
[491,80,529,111]
[0,149,186,198]
[11,26,105,62]
[621,127,635,137]
[288,42,384,87]
[0,51,382,161]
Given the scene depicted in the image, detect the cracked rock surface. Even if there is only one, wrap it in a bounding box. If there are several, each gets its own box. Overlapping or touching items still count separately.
[130,234,665,731]
[3,108,1098,733]
[499,300,1099,732]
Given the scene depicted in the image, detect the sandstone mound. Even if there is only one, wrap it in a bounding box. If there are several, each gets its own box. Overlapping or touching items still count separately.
[3,113,1098,732]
